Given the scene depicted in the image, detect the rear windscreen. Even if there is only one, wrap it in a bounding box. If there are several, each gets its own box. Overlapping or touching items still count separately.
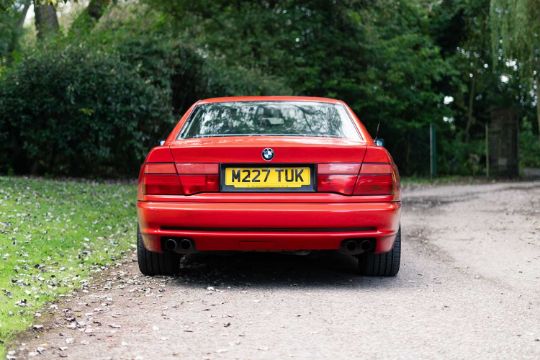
[179,101,361,140]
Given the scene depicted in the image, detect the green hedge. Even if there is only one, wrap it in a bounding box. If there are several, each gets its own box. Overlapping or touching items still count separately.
[0,44,173,177]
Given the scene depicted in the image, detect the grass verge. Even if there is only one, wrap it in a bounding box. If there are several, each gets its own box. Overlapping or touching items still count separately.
[0,177,136,358]
[401,175,493,186]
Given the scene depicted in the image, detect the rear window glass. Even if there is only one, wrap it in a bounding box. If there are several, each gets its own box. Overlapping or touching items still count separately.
[179,101,361,140]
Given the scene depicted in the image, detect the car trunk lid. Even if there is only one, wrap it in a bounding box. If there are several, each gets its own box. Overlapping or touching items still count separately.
[168,136,367,164]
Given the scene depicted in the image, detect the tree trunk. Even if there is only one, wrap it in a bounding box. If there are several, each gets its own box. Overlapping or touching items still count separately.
[34,1,59,41]
[86,0,111,20]
[5,0,31,62]
[465,76,476,143]
[16,0,31,29]
[70,0,111,34]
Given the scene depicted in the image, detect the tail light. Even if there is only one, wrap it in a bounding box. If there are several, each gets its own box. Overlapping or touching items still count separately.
[317,163,361,195]
[317,162,399,198]
[140,163,218,196]
[142,163,182,195]
[176,163,219,195]
[353,163,395,195]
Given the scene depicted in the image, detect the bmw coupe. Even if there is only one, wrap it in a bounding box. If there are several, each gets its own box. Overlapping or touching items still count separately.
[137,96,401,276]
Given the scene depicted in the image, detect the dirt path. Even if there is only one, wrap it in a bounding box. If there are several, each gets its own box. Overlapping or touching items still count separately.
[8,182,540,359]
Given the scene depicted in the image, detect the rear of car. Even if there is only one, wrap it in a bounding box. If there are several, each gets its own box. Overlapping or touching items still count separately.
[137,96,401,276]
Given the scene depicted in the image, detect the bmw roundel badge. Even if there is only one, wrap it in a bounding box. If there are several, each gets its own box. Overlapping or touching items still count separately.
[262,148,274,161]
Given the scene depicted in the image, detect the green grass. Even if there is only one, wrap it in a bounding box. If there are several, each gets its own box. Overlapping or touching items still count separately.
[0,177,136,357]
[401,175,492,186]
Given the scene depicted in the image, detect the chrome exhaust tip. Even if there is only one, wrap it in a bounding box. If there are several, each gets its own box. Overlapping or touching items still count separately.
[340,239,375,255]
[164,238,178,251]
[179,238,193,250]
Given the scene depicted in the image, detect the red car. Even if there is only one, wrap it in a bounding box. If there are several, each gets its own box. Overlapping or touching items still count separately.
[137,96,401,276]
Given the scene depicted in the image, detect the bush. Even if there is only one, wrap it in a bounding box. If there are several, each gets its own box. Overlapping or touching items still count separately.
[0,44,172,177]
[520,117,540,168]
[440,137,486,176]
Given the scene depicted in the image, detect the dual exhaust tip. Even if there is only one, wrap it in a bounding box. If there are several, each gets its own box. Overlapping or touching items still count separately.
[340,239,375,255]
[165,237,373,255]
[164,238,194,253]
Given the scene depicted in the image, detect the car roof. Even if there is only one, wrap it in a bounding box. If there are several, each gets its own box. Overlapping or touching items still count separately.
[197,96,345,105]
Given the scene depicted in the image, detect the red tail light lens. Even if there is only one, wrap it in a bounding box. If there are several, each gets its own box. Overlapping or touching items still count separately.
[317,163,360,195]
[317,175,358,195]
[316,163,398,197]
[353,163,395,195]
[144,174,183,195]
[142,163,181,195]
[353,174,393,195]
[144,163,177,174]
[141,163,219,196]
[175,163,218,174]
[176,163,219,195]
[178,175,219,195]
[318,163,361,175]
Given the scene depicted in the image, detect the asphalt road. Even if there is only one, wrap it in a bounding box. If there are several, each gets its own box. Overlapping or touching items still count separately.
[10,181,540,359]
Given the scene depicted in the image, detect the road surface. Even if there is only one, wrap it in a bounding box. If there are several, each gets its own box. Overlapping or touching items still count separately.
[9,181,540,359]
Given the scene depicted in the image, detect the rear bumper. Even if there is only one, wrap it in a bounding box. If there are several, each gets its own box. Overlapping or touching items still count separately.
[137,201,401,253]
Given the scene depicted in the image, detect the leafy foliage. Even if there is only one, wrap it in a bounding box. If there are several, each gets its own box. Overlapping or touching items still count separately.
[0,7,291,178]
[0,0,538,177]
[520,117,540,167]
[490,0,540,77]
[92,10,290,116]
[0,0,29,67]
[354,1,450,174]
[0,43,172,177]
[490,0,540,141]
[145,0,452,175]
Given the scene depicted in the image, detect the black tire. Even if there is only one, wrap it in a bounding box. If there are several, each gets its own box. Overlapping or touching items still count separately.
[357,227,401,276]
[137,226,181,276]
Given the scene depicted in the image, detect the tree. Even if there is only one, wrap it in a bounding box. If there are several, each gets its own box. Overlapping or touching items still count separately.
[490,0,540,139]
[431,0,498,142]
[70,0,111,35]
[144,0,448,175]
[33,0,59,41]
[0,0,31,64]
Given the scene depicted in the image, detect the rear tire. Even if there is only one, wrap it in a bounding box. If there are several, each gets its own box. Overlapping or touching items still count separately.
[137,226,181,276]
[357,227,401,276]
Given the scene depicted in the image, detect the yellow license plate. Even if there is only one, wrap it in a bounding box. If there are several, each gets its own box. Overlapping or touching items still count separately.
[223,167,311,189]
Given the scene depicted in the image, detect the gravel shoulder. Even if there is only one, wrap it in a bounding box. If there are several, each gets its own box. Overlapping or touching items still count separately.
[8,181,540,360]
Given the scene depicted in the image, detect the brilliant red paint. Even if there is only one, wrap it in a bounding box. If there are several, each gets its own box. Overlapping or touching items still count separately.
[137,96,401,254]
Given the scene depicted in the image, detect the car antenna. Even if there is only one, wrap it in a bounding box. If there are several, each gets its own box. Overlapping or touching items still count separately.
[374,121,385,147]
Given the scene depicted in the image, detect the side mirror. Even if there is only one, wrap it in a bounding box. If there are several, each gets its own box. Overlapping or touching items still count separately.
[159,140,165,146]
[374,138,385,147]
